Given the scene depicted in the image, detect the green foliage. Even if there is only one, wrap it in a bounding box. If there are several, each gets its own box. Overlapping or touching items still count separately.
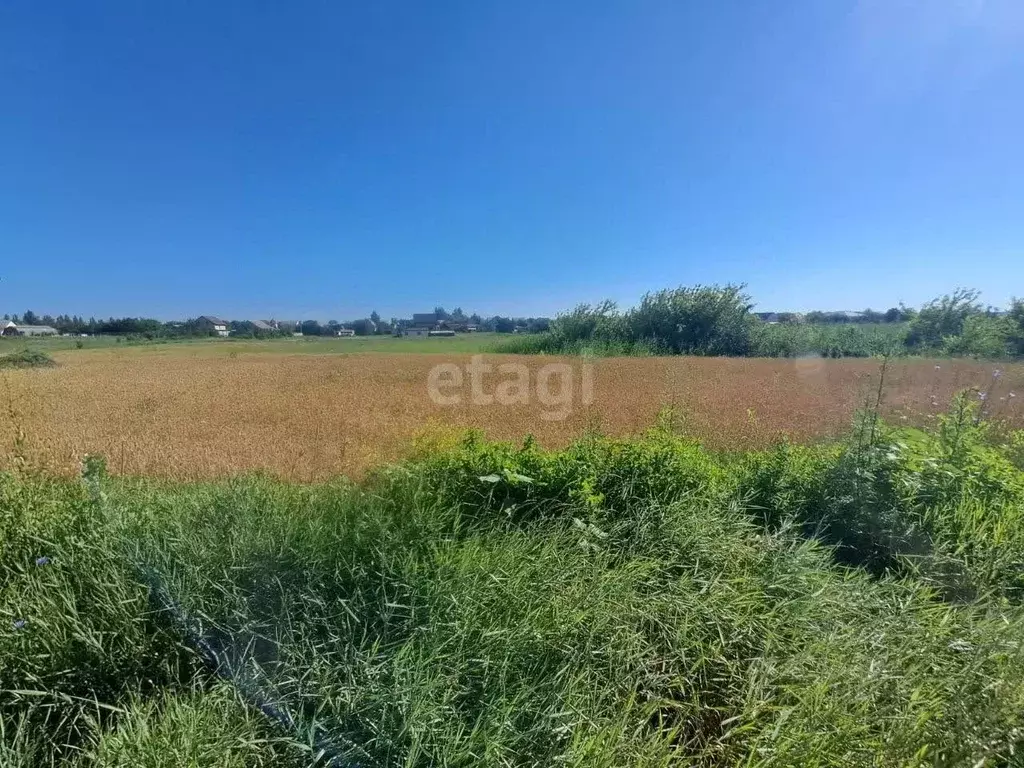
[906,287,983,350]
[497,285,760,357]
[626,284,757,355]
[1006,297,1024,357]
[734,393,1024,599]
[941,313,1011,358]
[0,349,57,369]
[752,322,907,358]
[4,410,1024,765]
[495,285,1023,359]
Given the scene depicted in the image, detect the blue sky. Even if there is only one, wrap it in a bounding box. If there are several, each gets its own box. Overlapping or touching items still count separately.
[2,1,1023,321]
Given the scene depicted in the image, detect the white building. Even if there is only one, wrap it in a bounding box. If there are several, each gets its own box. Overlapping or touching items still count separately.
[2,321,58,337]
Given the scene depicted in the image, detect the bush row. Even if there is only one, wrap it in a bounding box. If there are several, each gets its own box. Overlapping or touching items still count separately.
[495,285,1024,359]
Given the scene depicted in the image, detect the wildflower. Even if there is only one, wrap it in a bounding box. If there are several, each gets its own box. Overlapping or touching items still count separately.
[1010,392,1016,398]
[35,556,50,567]
[978,392,987,401]
[993,370,1002,378]
[934,365,941,370]
[12,619,26,631]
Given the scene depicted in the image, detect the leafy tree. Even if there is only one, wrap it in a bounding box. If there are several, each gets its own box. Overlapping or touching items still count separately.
[434,306,449,320]
[22,310,39,325]
[350,318,374,336]
[906,288,982,349]
[300,320,323,336]
[369,310,381,326]
[491,316,515,333]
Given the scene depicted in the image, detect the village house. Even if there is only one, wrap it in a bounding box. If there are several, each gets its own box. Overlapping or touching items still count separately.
[196,316,230,337]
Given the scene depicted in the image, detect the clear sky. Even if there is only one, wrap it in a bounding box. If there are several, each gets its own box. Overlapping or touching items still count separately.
[2,1,1023,321]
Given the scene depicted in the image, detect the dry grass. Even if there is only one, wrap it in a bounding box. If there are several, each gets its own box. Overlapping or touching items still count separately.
[2,346,1021,480]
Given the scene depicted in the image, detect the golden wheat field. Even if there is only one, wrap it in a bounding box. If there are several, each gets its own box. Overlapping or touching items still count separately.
[2,344,1021,480]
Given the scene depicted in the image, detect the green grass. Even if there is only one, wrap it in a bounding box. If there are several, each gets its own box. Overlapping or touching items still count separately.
[494,324,913,358]
[3,405,1024,766]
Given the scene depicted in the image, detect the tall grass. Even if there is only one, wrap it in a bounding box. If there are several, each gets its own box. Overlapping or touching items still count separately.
[3,403,1024,765]
[493,285,1023,359]
[752,321,909,358]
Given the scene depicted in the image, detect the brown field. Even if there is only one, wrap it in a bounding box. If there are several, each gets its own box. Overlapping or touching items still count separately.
[2,346,1021,480]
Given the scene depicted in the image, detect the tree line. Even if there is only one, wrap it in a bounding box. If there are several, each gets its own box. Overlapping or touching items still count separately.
[2,307,552,338]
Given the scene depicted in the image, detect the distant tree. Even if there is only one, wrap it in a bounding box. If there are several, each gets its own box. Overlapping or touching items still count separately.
[491,316,515,333]
[434,306,449,320]
[300,320,323,336]
[350,318,374,336]
[231,320,256,337]
[469,313,482,325]
[22,310,39,325]
[370,310,381,325]
[450,307,467,322]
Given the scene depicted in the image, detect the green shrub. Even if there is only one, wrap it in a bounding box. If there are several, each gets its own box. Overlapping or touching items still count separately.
[0,348,57,369]
[941,314,1011,358]
[625,284,757,355]
[906,288,983,350]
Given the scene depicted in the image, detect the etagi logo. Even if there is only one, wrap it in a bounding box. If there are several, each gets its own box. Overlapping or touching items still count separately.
[427,355,594,421]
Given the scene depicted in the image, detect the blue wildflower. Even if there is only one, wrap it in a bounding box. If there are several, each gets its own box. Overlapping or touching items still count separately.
[12,619,26,631]
[35,556,50,567]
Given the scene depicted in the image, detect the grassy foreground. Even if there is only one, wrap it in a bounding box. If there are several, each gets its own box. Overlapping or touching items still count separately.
[3,400,1024,766]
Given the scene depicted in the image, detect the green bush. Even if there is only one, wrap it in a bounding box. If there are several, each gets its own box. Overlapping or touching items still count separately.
[0,348,57,369]
[906,288,983,350]
[625,284,757,355]
[495,284,1023,360]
